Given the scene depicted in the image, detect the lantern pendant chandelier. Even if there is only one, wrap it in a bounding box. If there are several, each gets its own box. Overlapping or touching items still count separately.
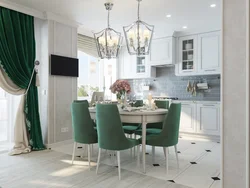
[93,2,122,59]
[123,0,154,56]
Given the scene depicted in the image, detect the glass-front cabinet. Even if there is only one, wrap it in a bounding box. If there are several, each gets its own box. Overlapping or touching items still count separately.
[178,35,198,75]
[136,56,146,74]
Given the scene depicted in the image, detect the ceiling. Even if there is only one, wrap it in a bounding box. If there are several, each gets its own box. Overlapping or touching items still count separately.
[8,0,222,38]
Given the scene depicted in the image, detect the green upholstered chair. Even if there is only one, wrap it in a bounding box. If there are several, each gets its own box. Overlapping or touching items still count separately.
[145,103,181,173]
[135,100,170,135]
[95,104,140,180]
[71,101,98,169]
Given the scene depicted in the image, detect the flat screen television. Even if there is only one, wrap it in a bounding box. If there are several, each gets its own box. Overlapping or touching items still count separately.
[51,54,79,77]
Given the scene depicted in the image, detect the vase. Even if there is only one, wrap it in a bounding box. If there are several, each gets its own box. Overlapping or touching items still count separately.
[117,93,127,107]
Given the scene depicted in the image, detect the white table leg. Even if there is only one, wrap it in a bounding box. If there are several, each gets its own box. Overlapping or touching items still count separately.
[142,119,147,173]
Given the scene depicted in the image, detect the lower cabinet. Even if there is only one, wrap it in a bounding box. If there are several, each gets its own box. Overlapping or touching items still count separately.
[179,102,196,133]
[196,103,220,136]
[174,101,220,137]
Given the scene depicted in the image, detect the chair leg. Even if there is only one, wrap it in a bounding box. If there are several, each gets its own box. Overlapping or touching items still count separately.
[152,146,155,164]
[88,144,91,170]
[96,148,101,174]
[174,145,180,169]
[83,144,88,158]
[137,145,140,167]
[117,151,121,180]
[72,142,77,164]
[134,134,136,158]
[130,134,132,157]
[163,147,166,158]
[165,147,169,174]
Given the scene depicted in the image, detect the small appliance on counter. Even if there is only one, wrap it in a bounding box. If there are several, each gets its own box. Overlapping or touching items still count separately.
[152,96,178,100]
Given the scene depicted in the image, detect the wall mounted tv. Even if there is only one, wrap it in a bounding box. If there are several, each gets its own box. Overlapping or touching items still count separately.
[51,54,79,77]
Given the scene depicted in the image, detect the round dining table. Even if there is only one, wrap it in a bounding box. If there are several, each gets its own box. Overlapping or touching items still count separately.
[89,107,168,173]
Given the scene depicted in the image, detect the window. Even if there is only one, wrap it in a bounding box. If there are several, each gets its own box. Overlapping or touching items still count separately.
[77,50,117,101]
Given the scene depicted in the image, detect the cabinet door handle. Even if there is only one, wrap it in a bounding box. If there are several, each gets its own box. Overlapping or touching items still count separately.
[202,104,216,107]
[204,69,216,72]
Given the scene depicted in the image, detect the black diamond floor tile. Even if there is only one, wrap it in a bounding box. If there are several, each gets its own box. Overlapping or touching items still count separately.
[153,164,160,166]
[191,142,196,144]
[177,151,181,153]
[168,180,175,183]
[76,155,81,158]
[190,162,197,164]
[77,147,83,149]
[206,150,211,152]
[211,177,220,181]
[146,152,149,155]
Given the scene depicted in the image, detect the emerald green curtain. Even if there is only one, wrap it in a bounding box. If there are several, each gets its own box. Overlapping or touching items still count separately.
[0,7,45,150]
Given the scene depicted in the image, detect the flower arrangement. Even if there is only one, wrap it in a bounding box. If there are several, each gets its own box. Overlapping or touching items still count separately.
[110,80,131,100]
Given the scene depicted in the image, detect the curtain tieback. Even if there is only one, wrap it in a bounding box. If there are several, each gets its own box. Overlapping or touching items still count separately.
[24,60,40,95]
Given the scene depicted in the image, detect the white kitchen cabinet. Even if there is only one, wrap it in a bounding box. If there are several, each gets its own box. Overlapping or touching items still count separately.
[118,46,156,79]
[178,102,197,133]
[196,103,220,136]
[149,37,176,66]
[198,32,221,74]
[175,31,221,76]
[118,46,136,79]
[173,100,221,137]
[176,35,198,76]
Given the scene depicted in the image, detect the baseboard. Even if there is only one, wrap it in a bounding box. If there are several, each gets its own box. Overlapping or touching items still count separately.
[180,132,220,142]
[45,139,73,149]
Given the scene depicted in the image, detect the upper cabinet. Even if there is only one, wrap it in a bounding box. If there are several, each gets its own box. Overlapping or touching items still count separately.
[177,35,198,75]
[149,37,176,66]
[198,32,221,74]
[175,31,221,76]
[118,46,156,79]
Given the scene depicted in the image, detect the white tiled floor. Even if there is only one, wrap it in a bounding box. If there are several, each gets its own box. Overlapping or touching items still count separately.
[53,136,221,188]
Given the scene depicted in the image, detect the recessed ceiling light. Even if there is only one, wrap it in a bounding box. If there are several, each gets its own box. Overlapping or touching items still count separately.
[182,26,187,29]
[210,4,216,8]
[166,14,172,18]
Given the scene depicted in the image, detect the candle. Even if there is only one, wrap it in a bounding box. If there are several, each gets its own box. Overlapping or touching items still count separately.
[103,76,105,88]
[99,37,105,46]
[148,93,152,102]
[128,30,134,39]
[143,29,150,39]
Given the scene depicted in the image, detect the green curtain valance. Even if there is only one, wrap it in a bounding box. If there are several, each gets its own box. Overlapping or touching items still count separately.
[0,7,45,150]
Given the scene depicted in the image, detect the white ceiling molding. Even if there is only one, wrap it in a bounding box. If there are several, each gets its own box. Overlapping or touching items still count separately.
[44,12,82,28]
[0,0,44,19]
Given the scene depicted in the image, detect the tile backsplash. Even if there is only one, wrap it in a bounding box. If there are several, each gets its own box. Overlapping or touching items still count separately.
[127,66,220,101]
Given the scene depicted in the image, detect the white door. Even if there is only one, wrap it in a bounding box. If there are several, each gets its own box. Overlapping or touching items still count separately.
[177,35,198,75]
[198,31,221,74]
[179,102,196,133]
[196,103,220,136]
[0,88,8,143]
[150,37,174,66]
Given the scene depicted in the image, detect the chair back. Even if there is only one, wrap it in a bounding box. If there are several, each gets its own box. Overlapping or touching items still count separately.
[134,100,143,107]
[71,102,97,144]
[155,100,170,109]
[73,100,89,106]
[160,103,181,146]
[96,104,131,150]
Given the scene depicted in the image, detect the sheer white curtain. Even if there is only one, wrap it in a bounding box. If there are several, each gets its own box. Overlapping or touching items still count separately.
[0,67,31,155]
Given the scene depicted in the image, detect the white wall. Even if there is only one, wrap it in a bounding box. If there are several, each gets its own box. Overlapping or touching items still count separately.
[223,0,249,187]
[35,18,49,144]
[47,21,77,144]
[35,18,77,145]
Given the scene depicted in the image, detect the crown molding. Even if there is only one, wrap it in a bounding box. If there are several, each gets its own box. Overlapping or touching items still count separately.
[44,12,82,28]
[0,0,45,19]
